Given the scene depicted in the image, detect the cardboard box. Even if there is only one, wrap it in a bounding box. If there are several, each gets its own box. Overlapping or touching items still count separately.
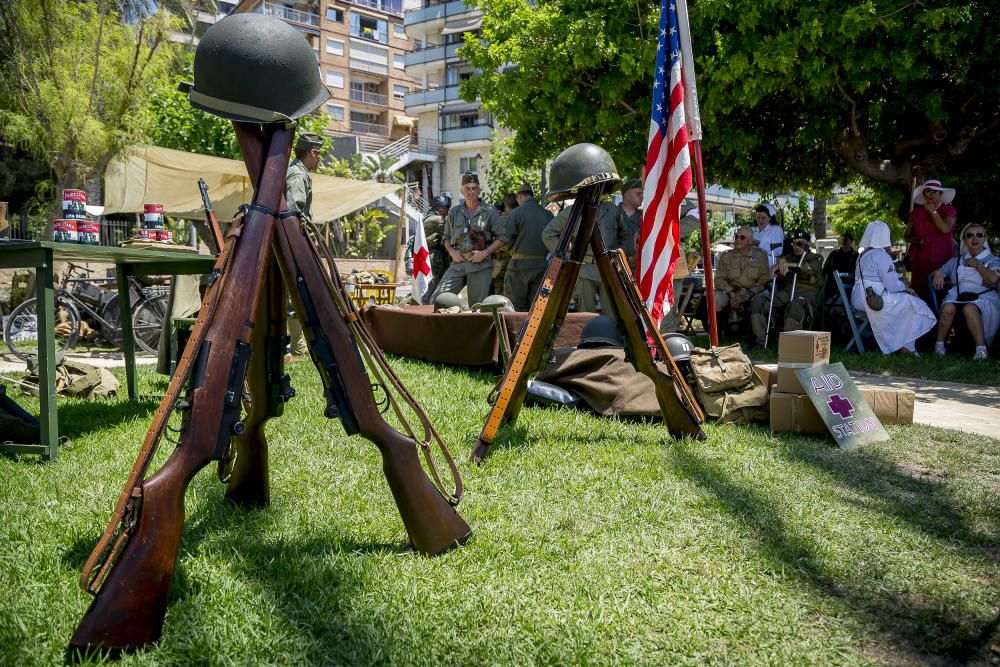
[753,363,777,389]
[770,391,828,434]
[859,388,915,425]
[776,331,831,394]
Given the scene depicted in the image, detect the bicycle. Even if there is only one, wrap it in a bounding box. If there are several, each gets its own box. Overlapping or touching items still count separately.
[3,263,170,362]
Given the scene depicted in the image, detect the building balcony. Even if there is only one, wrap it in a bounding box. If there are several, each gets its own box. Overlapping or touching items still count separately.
[404,2,445,27]
[349,0,403,17]
[263,2,320,28]
[349,25,387,44]
[445,1,474,17]
[351,120,389,136]
[404,44,446,67]
[403,84,462,111]
[349,59,390,75]
[351,89,389,106]
[441,123,492,143]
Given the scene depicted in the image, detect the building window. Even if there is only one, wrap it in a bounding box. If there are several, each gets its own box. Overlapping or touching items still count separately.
[326,38,344,55]
[392,22,406,39]
[327,104,345,121]
[326,7,344,22]
[393,54,405,70]
[325,69,345,88]
[459,156,479,174]
[350,12,388,44]
[349,40,389,75]
[393,84,408,100]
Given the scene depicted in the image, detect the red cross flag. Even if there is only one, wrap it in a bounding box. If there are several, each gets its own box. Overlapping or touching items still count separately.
[411,219,432,303]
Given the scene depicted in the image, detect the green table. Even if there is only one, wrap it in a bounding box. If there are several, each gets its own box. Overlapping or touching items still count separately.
[0,241,216,461]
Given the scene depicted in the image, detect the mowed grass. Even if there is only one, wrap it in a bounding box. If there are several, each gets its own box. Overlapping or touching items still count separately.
[0,358,998,666]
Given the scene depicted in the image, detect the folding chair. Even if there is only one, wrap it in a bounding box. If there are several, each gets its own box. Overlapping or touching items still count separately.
[832,271,870,353]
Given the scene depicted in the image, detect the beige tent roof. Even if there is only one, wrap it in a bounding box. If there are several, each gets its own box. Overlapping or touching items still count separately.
[102,145,401,222]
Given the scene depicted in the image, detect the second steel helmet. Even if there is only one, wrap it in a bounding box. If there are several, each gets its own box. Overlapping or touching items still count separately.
[472,295,514,313]
[433,291,467,311]
[545,143,621,202]
[662,333,694,362]
[185,13,331,123]
[578,315,624,349]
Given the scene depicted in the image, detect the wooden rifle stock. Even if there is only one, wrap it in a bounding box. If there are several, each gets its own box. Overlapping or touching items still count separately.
[196,178,225,254]
[589,235,706,440]
[225,257,294,508]
[233,122,470,555]
[68,125,294,655]
[471,191,601,464]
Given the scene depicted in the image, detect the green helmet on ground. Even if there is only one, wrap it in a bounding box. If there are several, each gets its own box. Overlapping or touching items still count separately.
[578,315,624,348]
[545,143,621,202]
[662,333,694,362]
[433,291,467,311]
[185,13,331,123]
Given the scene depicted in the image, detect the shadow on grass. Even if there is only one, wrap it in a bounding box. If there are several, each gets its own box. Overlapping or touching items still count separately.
[777,437,998,551]
[56,397,160,440]
[669,441,996,661]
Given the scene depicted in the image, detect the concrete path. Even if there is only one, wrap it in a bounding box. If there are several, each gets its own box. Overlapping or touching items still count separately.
[852,372,1000,439]
[0,351,157,374]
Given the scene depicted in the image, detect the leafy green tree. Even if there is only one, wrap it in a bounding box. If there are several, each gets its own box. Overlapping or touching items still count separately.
[482,133,543,202]
[461,0,999,216]
[828,182,904,243]
[341,208,395,258]
[0,0,177,216]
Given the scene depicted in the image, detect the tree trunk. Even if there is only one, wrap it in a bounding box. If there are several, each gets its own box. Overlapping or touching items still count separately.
[812,197,827,239]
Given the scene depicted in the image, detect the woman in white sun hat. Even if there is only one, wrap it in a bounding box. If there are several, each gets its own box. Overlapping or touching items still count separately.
[904,179,957,303]
[854,220,936,356]
[931,223,1000,360]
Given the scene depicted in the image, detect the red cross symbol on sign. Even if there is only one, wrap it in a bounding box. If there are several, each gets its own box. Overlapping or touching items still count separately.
[827,394,854,419]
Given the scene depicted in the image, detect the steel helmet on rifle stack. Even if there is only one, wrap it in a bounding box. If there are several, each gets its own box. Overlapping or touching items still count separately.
[578,315,624,348]
[183,13,331,123]
[545,143,621,202]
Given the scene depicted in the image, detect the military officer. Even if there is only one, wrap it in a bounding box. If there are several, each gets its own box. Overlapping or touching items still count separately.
[503,184,554,310]
[750,230,824,346]
[284,132,324,358]
[617,178,643,267]
[713,226,771,330]
[429,173,508,307]
[542,195,631,313]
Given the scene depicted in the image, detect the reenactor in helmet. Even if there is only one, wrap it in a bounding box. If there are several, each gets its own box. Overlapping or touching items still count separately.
[429,173,509,307]
[713,226,771,332]
[421,195,452,302]
[750,230,824,347]
[503,183,554,310]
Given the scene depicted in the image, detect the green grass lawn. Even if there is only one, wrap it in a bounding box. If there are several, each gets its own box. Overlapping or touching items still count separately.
[1,359,998,665]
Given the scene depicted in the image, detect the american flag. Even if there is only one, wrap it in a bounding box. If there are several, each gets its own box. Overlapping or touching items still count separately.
[411,219,432,303]
[637,0,697,328]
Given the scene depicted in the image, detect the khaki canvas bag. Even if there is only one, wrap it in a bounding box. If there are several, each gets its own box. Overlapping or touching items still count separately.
[688,344,769,424]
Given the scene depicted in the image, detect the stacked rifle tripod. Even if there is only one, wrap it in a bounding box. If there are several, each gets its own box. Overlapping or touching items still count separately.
[67,121,470,656]
[472,152,706,464]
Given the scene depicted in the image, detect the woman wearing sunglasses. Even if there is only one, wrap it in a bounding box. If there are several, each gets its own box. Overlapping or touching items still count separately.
[931,223,1000,360]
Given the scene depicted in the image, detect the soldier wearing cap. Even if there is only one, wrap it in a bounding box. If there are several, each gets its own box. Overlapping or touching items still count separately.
[750,229,824,346]
[618,178,643,267]
[429,172,509,307]
[542,193,631,313]
[284,133,324,358]
[502,183,554,310]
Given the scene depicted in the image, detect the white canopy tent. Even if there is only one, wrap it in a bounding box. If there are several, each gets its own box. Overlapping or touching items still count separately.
[102,145,401,222]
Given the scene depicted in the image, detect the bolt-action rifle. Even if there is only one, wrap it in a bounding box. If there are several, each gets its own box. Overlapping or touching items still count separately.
[196,178,225,254]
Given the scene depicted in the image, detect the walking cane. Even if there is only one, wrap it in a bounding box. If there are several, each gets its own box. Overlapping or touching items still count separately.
[786,247,809,312]
[762,241,785,349]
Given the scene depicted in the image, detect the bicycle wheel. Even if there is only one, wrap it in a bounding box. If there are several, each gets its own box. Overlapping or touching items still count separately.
[132,294,168,355]
[4,297,81,362]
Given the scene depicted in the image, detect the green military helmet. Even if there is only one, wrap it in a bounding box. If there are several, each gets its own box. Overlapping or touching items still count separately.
[662,333,694,362]
[578,315,624,348]
[433,291,467,311]
[545,143,621,202]
[472,294,514,313]
[185,13,331,123]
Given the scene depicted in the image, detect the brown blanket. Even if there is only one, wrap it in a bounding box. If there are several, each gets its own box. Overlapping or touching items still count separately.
[361,305,596,368]
[536,347,661,417]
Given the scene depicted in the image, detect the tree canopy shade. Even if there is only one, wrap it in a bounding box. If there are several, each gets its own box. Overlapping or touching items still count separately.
[460,0,1000,212]
[0,0,176,215]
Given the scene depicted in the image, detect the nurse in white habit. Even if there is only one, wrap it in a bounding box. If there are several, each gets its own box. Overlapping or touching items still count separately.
[931,222,1000,360]
[852,220,936,356]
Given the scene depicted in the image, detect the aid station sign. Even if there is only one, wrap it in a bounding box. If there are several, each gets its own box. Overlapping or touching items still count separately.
[794,362,889,450]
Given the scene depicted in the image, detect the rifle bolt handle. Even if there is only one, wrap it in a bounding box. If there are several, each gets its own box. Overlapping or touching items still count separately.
[231,421,246,436]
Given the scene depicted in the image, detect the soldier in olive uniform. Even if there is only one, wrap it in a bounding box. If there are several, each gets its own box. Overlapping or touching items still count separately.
[542,197,631,313]
[713,226,771,331]
[420,196,451,302]
[503,184,554,310]
[617,178,643,268]
[285,133,324,357]
[492,193,518,295]
[429,173,509,307]
[750,230,824,346]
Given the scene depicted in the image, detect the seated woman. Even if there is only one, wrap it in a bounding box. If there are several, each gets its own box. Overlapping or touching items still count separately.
[931,223,1000,360]
[852,220,937,356]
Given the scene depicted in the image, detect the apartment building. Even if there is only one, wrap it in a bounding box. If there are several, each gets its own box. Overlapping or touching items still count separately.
[403,0,499,200]
[231,0,421,153]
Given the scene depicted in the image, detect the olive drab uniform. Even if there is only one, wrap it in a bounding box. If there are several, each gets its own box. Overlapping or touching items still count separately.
[619,205,642,268]
[284,156,313,354]
[713,246,771,316]
[503,196,554,310]
[429,200,507,307]
[750,250,824,344]
[492,211,513,296]
[421,211,450,302]
[542,200,631,313]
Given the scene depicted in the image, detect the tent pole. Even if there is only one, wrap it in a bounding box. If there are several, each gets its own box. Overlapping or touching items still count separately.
[392,185,406,282]
[691,140,718,347]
